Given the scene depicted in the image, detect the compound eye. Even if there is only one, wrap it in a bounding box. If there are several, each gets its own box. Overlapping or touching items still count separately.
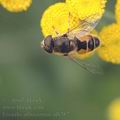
[44,35,52,46]
[44,35,54,53]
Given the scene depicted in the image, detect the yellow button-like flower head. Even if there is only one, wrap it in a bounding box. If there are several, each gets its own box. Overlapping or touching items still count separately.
[1,0,32,12]
[98,24,120,64]
[41,3,80,37]
[66,0,107,20]
[108,98,120,120]
[116,0,120,24]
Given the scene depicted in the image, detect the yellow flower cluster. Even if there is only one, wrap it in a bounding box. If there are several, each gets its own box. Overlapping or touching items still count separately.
[0,0,32,12]
[98,0,120,64]
[41,3,80,37]
[98,24,120,64]
[66,0,106,20]
[41,0,106,59]
[41,0,106,37]
[108,98,120,120]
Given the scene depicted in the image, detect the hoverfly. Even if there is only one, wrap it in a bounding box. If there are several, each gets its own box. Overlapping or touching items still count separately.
[41,13,102,74]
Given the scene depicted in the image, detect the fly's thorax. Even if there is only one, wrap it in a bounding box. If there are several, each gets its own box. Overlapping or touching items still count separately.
[52,36,76,55]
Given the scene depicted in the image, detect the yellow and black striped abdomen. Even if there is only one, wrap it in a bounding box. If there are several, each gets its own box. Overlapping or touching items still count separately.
[77,35,100,54]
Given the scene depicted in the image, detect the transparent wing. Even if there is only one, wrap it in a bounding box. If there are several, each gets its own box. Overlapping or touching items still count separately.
[68,56,103,75]
[67,14,101,39]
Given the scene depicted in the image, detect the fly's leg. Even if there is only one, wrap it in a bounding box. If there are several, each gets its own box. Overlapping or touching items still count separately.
[52,26,60,36]
[68,12,71,33]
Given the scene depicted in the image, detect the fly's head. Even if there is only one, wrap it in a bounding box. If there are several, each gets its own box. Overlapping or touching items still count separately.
[41,35,54,53]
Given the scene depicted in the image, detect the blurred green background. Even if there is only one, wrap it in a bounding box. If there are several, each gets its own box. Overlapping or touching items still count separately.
[0,0,120,120]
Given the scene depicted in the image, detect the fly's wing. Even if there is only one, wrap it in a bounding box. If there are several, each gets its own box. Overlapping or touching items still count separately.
[66,14,102,74]
[68,56,103,75]
[67,14,100,39]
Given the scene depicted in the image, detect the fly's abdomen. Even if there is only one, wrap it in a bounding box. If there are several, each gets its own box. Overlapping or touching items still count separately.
[88,36,100,50]
[77,35,100,54]
[88,38,95,51]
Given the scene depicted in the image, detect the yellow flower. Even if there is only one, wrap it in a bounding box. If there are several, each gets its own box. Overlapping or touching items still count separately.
[0,0,32,12]
[40,0,106,37]
[108,98,120,120]
[116,0,120,24]
[66,0,107,20]
[41,2,80,37]
[98,24,120,64]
